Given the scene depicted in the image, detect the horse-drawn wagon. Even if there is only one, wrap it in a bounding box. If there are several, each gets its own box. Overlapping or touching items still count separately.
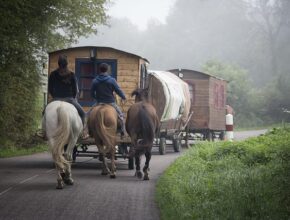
[48,46,149,169]
[169,69,227,141]
[46,46,192,170]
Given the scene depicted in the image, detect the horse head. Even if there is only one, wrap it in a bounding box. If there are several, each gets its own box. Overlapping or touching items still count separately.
[131,88,149,102]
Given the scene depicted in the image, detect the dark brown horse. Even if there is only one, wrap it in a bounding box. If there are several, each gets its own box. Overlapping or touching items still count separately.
[126,88,159,180]
[88,104,118,178]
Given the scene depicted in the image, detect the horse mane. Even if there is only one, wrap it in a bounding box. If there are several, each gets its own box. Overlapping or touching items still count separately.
[131,88,142,98]
[131,88,149,102]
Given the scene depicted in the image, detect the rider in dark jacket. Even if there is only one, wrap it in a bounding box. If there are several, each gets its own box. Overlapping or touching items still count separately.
[38,55,88,139]
[90,63,126,136]
[48,55,86,126]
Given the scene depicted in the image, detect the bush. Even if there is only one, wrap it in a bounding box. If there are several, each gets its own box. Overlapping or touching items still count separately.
[156,128,290,220]
[0,54,41,148]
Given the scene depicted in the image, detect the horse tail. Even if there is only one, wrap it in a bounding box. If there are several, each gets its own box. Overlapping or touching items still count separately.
[138,104,155,147]
[95,106,116,149]
[51,104,72,168]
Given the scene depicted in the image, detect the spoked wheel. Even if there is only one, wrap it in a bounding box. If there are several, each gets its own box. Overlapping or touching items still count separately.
[159,137,166,155]
[173,137,181,152]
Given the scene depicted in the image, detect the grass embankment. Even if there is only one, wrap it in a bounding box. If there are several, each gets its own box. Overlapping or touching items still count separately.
[0,138,48,158]
[156,128,290,220]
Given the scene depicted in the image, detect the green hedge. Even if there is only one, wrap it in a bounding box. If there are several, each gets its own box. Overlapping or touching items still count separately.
[156,128,290,220]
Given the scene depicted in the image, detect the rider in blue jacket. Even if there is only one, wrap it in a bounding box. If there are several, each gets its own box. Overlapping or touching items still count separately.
[91,63,126,137]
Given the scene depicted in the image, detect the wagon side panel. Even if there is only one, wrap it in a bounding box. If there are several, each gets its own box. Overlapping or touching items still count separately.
[187,78,210,130]
[208,77,226,131]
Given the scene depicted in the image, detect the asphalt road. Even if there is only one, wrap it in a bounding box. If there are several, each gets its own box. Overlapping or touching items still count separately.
[0,145,181,220]
[233,129,268,141]
[0,130,267,220]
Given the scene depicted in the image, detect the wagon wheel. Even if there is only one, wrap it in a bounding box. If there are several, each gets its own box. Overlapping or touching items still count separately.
[173,137,181,152]
[72,146,78,162]
[219,131,225,140]
[159,137,166,155]
[128,157,134,170]
[203,130,210,141]
[120,143,134,170]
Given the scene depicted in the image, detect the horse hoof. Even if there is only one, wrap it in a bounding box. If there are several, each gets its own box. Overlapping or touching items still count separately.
[143,175,149,181]
[64,178,74,185]
[110,174,116,179]
[56,180,64,189]
[136,171,143,179]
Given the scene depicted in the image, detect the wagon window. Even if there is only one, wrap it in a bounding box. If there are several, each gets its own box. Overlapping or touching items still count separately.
[78,62,95,104]
[75,58,117,106]
[214,83,225,109]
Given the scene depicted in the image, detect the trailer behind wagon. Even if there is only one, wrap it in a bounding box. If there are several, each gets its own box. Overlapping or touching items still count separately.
[146,70,192,154]
[169,69,227,141]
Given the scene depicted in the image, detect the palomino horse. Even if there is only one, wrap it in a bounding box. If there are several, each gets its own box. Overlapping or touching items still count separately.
[126,88,159,180]
[43,101,83,189]
[88,104,118,178]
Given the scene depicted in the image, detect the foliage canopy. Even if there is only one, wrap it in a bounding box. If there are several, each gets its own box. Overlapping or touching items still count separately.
[0,0,109,147]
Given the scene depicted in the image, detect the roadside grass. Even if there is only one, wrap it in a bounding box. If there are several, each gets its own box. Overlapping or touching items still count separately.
[156,127,290,220]
[0,138,48,158]
[234,123,284,131]
[0,91,48,158]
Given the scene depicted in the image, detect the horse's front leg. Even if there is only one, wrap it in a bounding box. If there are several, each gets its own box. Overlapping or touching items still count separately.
[110,152,116,178]
[135,150,143,179]
[143,147,152,181]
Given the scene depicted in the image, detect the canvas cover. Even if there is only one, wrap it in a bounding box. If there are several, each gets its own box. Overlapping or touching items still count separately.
[147,71,191,124]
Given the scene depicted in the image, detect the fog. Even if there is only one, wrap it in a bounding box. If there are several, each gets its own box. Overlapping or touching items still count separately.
[76,0,290,87]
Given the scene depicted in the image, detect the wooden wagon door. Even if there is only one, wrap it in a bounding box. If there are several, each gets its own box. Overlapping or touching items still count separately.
[75,58,117,107]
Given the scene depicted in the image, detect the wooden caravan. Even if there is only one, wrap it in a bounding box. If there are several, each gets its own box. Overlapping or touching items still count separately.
[48,46,149,114]
[169,69,227,140]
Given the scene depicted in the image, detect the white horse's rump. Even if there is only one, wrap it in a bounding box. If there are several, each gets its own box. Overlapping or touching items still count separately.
[43,101,83,189]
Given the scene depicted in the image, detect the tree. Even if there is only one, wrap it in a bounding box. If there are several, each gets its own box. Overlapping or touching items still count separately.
[0,0,109,147]
[202,60,265,127]
[245,0,290,82]
[263,74,290,123]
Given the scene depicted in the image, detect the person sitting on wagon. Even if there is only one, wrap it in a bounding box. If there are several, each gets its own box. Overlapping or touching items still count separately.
[90,63,126,137]
[38,54,89,139]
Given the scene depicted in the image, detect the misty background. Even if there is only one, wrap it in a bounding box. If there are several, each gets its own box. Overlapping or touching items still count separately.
[0,0,289,148]
[76,0,289,85]
[76,0,290,127]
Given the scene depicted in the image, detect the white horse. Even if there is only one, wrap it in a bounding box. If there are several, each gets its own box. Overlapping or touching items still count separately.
[43,101,83,189]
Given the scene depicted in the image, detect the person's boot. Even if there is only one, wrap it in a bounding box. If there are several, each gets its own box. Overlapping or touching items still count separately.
[36,129,47,140]
[80,117,90,140]
[81,126,89,140]
[120,120,126,139]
